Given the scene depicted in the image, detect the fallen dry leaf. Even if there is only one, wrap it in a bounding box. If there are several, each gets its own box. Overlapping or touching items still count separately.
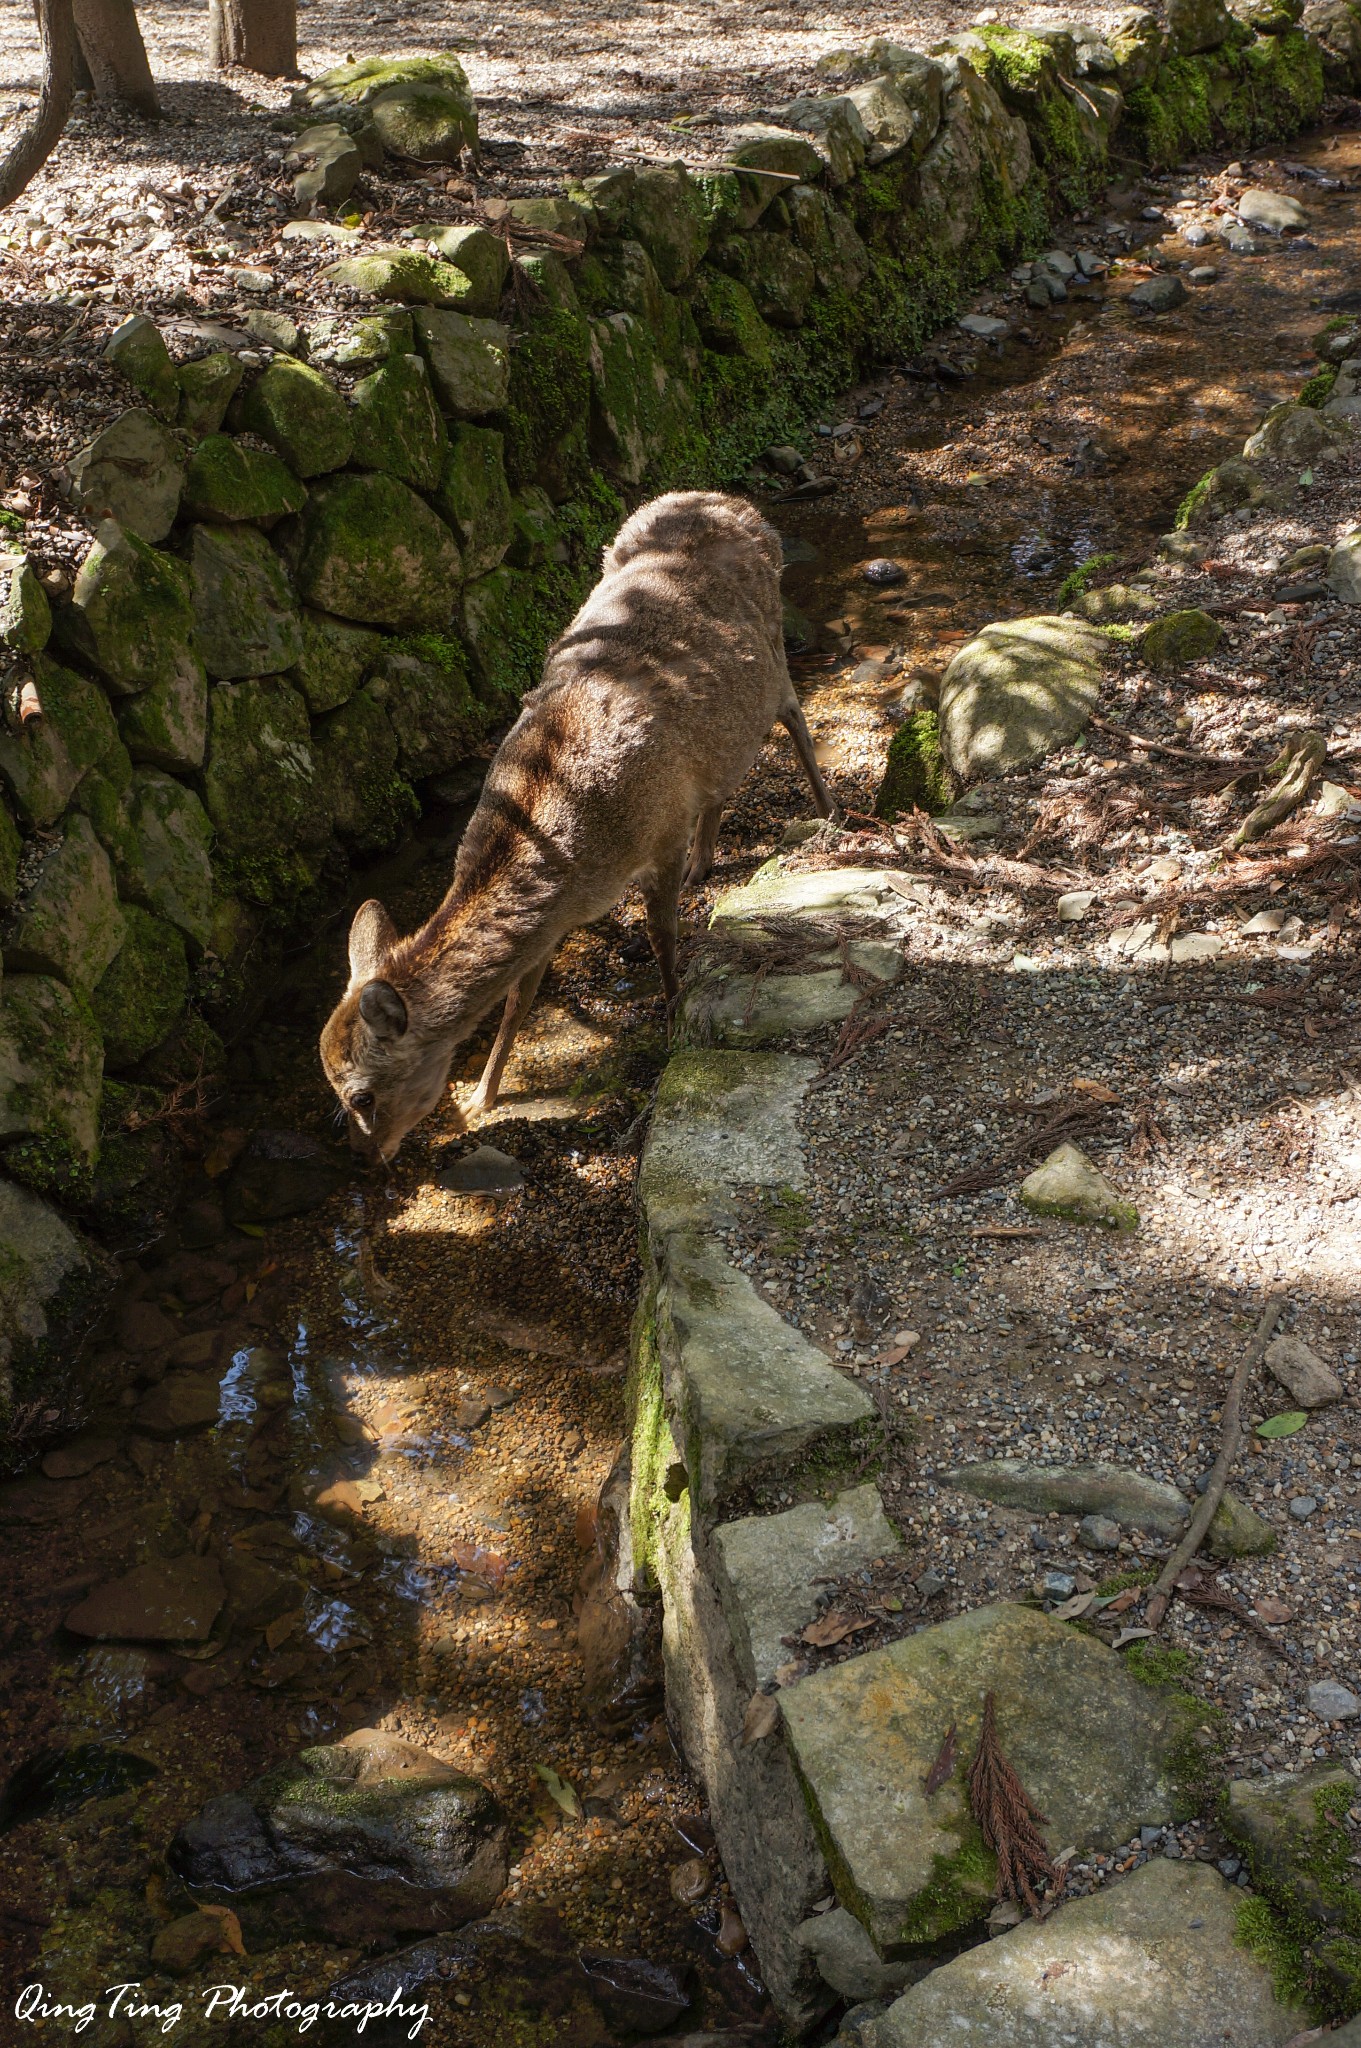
[802,1609,876,1649]
[1113,1626,1154,1649]
[197,1903,246,1956]
[923,1721,958,1796]
[264,1611,303,1651]
[1072,1079,1120,1104]
[741,1691,780,1746]
[1050,1591,1098,1622]
[1254,1596,1293,1626]
[1106,1588,1141,1615]
[873,1335,921,1366]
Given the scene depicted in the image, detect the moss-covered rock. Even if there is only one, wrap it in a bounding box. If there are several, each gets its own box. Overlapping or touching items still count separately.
[289,608,383,715]
[0,796,21,910]
[1228,1766,1361,2022]
[93,767,215,951]
[361,78,476,163]
[970,23,1116,203]
[68,409,185,546]
[1167,0,1238,51]
[1243,398,1343,462]
[295,471,462,630]
[201,678,331,908]
[368,639,484,781]
[875,709,958,816]
[1302,0,1361,83]
[0,973,103,1186]
[1109,6,1167,86]
[770,94,870,185]
[1141,607,1224,666]
[914,61,1036,259]
[412,307,511,416]
[176,351,243,437]
[314,308,414,370]
[324,245,481,306]
[431,425,514,579]
[349,351,449,488]
[0,655,117,828]
[60,522,196,695]
[710,231,817,328]
[588,312,694,483]
[181,435,307,524]
[117,660,208,774]
[414,223,509,315]
[310,687,418,854]
[461,566,549,704]
[104,314,178,420]
[236,359,353,477]
[91,905,188,1069]
[688,272,774,365]
[621,164,713,288]
[505,485,564,570]
[189,523,304,679]
[1021,1140,1139,1229]
[4,812,124,995]
[786,183,872,295]
[938,614,1106,780]
[1175,454,1269,527]
[1,552,51,654]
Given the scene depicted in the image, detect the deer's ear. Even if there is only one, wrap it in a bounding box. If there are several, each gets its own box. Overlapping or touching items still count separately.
[358,979,408,1040]
[348,899,398,984]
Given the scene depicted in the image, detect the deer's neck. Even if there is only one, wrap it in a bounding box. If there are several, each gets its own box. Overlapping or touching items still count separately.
[391,831,564,1042]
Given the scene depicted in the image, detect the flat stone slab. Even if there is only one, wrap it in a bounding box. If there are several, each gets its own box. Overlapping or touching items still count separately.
[710,863,912,926]
[658,1234,874,1513]
[639,1048,817,1236]
[65,1556,226,1642]
[712,1483,902,1688]
[873,1857,1310,2046]
[941,1458,1274,1559]
[779,1603,1197,1956]
[692,942,901,1048]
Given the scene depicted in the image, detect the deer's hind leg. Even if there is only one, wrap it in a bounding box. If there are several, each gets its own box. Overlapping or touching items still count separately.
[464,955,550,1121]
[642,841,688,1011]
[780,699,836,818]
[684,799,725,889]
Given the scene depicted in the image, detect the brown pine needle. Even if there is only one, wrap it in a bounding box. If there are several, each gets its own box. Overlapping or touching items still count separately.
[967,1691,1062,1915]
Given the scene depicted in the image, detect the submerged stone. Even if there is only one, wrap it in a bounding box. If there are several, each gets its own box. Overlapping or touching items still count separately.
[873,1857,1308,2045]
[168,1726,508,1946]
[65,1556,226,1642]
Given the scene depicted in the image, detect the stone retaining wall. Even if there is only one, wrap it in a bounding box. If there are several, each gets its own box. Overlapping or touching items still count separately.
[0,9,1354,1412]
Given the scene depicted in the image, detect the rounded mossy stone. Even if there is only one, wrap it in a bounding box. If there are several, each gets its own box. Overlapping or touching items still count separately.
[411,309,512,416]
[314,308,414,370]
[324,246,481,306]
[181,435,307,525]
[688,272,774,364]
[189,523,304,680]
[104,314,179,421]
[91,905,189,1069]
[368,637,484,780]
[0,796,21,909]
[588,312,694,484]
[1125,52,1216,164]
[786,183,871,295]
[460,566,549,704]
[289,608,384,716]
[0,655,118,828]
[431,425,513,580]
[4,812,124,995]
[1140,607,1224,666]
[295,471,462,631]
[416,225,509,315]
[349,351,449,490]
[236,359,353,478]
[1108,7,1165,87]
[201,677,331,908]
[61,521,195,695]
[311,686,419,853]
[1,552,52,654]
[176,351,244,437]
[875,709,957,817]
[709,232,817,329]
[0,971,104,1172]
[1174,455,1266,529]
[117,658,208,774]
[78,765,215,952]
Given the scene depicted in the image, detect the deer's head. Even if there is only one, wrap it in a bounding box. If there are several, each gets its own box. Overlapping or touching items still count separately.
[319,900,462,1163]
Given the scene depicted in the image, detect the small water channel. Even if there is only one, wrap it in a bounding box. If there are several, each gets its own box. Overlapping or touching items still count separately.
[2,125,1359,2048]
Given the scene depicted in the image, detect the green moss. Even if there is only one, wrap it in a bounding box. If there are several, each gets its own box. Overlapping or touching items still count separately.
[975,26,1109,204]
[1175,468,1217,531]
[626,1302,675,1595]
[1125,1641,1195,1689]
[1126,56,1214,166]
[1236,1893,1313,2007]
[503,303,593,491]
[1057,552,1117,607]
[875,710,957,818]
[1300,366,1338,409]
[1141,607,1224,667]
[757,1183,811,1251]
[1229,1778,1361,2023]
[1095,1565,1155,1597]
[91,906,189,1070]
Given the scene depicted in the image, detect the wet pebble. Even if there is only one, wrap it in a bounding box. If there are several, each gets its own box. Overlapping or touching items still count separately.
[861,557,905,586]
[669,1855,712,1904]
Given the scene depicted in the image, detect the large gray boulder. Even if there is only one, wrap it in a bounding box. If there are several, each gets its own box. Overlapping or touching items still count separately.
[943,1457,1274,1558]
[168,1728,508,1946]
[295,472,462,630]
[873,1858,1310,2045]
[938,615,1107,780]
[190,524,303,679]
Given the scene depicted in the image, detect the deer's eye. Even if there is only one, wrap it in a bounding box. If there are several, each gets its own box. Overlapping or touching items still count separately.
[350,1090,375,1115]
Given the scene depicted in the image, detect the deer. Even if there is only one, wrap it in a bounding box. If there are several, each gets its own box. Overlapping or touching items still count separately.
[320,490,835,1164]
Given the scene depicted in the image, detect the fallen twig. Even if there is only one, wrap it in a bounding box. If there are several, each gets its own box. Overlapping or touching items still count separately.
[1173,1567,1292,1661]
[1088,711,1250,770]
[968,1691,1063,1914]
[1144,1294,1287,1631]
[930,1095,1117,1200]
[1226,730,1327,850]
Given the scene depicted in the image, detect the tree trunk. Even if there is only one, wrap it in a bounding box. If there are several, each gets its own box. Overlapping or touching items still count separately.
[209,0,298,77]
[0,0,78,211]
[72,0,159,117]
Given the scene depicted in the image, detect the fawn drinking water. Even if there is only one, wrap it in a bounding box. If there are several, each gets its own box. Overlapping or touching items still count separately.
[320,490,835,1163]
